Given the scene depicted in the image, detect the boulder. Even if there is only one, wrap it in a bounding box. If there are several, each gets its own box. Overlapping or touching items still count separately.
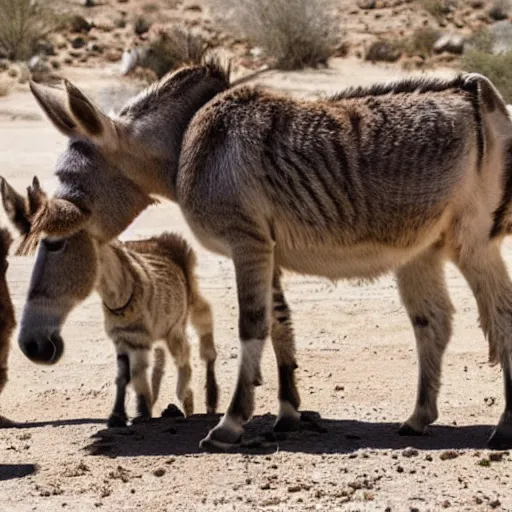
[433,34,464,54]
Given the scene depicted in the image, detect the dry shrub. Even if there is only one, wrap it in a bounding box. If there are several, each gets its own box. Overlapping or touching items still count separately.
[405,27,439,58]
[144,25,209,78]
[489,0,510,21]
[461,50,512,102]
[220,0,339,70]
[0,0,60,61]
[419,0,457,21]
[365,40,401,62]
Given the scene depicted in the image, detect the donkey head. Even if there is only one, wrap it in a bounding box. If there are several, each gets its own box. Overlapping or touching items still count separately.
[0,176,47,255]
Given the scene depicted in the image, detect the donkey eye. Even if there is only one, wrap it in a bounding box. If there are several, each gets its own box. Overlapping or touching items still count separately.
[43,238,66,252]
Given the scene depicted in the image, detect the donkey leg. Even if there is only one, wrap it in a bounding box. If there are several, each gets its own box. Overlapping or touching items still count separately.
[200,243,273,450]
[395,247,454,435]
[271,267,301,432]
[128,348,153,422]
[108,352,130,428]
[455,244,512,449]
[190,293,218,414]
[167,331,194,417]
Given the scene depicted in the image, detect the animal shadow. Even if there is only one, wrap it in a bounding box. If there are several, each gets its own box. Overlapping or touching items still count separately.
[0,464,38,481]
[84,409,495,457]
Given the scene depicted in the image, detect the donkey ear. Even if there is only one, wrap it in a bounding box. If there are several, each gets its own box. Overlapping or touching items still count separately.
[30,81,77,138]
[31,198,91,238]
[64,80,120,149]
[0,177,29,233]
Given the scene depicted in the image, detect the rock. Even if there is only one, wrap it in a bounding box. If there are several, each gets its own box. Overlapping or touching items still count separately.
[152,468,165,477]
[33,41,56,57]
[489,451,507,462]
[105,49,122,62]
[68,14,91,33]
[87,42,103,54]
[402,447,419,458]
[357,0,376,8]
[71,37,87,49]
[470,0,484,7]
[433,34,464,54]
[489,5,509,21]
[365,40,401,62]
[440,450,459,460]
[84,0,95,5]
[489,499,501,509]
[28,56,51,73]
[490,20,512,54]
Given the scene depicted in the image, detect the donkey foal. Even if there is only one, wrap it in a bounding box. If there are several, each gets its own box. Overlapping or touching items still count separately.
[6,179,218,425]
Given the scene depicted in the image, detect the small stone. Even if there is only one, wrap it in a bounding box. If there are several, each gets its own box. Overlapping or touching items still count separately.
[440,450,458,461]
[489,6,509,21]
[357,0,376,8]
[335,385,345,391]
[71,37,87,49]
[402,447,419,458]
[152,468,165,477]
[489,499,501,509]
[470,0,484,7]
[288,485,301,492]
[489,452,506,462]
[442,500,451,508]
[396,465,404,473]
[426,454,433,461]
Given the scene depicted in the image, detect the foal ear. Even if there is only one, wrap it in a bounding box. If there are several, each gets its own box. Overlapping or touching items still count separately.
[64,80,120,149]
[27,176,48,217]
[30,81,77,138]
[31,198,91,238]
[0,177,29,233]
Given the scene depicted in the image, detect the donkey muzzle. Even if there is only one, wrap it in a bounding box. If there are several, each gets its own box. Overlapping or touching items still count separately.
[18,330,64,365]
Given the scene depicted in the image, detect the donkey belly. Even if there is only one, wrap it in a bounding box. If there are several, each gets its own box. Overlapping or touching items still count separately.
[276,243,424,280]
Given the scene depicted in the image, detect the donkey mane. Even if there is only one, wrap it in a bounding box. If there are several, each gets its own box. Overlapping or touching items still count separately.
[329,74,471,101]
[118,57,231,119]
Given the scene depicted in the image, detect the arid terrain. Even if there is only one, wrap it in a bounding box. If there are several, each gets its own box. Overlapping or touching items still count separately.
[1,0,512,510]
[0,57,511,512]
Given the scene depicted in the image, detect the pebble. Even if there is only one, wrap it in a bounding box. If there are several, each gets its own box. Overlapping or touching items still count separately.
[402,447,419,458]
[153,468,165,477]
[440,450,459,461]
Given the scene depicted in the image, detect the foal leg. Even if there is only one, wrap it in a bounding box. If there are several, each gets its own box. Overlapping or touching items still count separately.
[190,293,218,414]
[151,346,166,406]
[396,246,455,435]
[166,330,194,417]
[271,267,302,432]
[128,348,153,422]
[107,351,131,427]
[455,243,512,448]
[200,241,274,450]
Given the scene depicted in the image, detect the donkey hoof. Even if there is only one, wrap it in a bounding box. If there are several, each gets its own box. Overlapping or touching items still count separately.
[107,414,127,428]
[132,414,151,425]
[199,421,243,452]
[488,424,512,450]
[398,422,423,436]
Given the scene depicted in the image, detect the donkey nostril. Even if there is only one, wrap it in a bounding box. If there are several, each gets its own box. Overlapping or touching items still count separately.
[25,340,39,358]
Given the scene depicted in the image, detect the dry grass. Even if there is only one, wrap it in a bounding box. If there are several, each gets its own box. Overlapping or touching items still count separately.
[0,0,59,61]
[461,50,512,102]
[143,25,209,78]
[404,27,439,58]
[419,0,457,21]
[219,0,339,70]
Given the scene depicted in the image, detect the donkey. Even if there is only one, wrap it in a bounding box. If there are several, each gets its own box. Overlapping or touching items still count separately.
[0,176,47,256]
[6,177,218,425]
[0,226,16,427]
[17,59,512,450]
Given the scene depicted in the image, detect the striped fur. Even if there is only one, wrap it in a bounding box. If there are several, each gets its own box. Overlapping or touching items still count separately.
[21,61,512,449]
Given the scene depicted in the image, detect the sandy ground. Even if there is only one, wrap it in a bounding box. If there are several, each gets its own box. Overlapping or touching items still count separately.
[0,59,511,512]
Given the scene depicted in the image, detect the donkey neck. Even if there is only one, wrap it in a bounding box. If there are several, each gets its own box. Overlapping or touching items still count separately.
[117,68,230,201]
[96,243,135,312]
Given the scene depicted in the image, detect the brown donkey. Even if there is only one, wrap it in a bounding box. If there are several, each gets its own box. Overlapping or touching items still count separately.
[0,227,15,426]
[7,177,218,424]
[18,60,512,450]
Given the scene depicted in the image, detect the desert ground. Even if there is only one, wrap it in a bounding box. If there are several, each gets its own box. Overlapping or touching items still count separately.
[0,58,511,512]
